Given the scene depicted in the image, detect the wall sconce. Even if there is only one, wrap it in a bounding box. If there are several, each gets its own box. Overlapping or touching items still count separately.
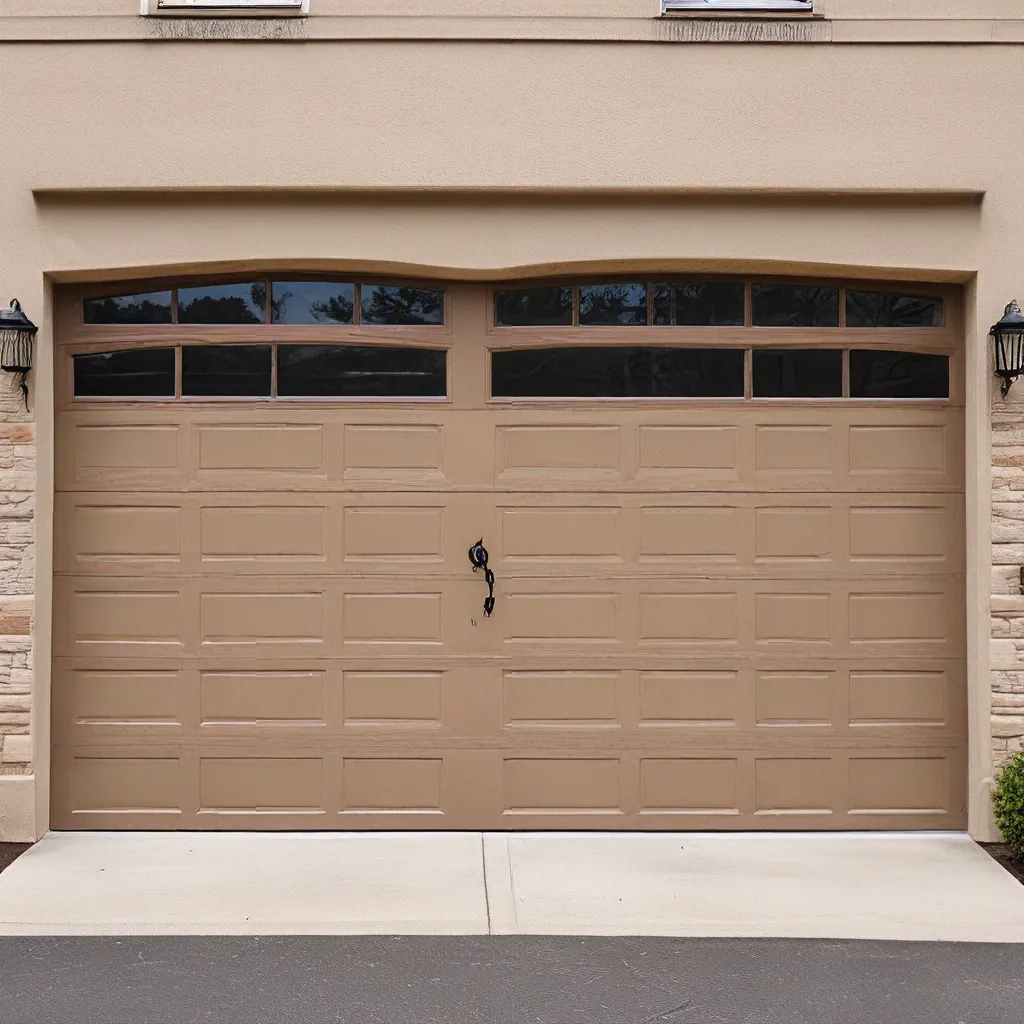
[992,300,1024,397]
[0,300,36,408]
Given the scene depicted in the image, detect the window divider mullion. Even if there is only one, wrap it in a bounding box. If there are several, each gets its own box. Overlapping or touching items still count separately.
[842,349,850,398]
[271,343,278,398]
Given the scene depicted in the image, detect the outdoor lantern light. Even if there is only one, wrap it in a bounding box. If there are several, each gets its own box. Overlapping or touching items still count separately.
[0,299,37,407]
[992,300,1024,397]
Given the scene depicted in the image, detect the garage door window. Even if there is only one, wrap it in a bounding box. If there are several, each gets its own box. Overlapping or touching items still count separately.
[83,291,173,326]
[752,349,843,398]
[751,285,840,327]
[271,282,355,325]
[579,284,648,326]
[850,350,949,398]
[846,290,943,328]
[73,348,176,397]
[492,346,744,398]
[178,283,267,325]
[652,282,745,326]
[73,344,447,399]
[84,279,447,327]
[182,345,273,397]
[278,345,447,397]
[494,280,938,330]
[495,286,574,327]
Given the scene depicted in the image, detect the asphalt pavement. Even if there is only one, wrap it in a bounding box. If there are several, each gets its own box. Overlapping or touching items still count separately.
[1,936,1022,1024]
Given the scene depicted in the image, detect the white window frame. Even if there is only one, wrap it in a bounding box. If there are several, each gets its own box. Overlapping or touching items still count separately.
[662,0,812,11]
[141,0,308,15]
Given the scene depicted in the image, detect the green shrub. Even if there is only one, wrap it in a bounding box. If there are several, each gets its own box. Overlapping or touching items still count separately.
[993,752,1024,859]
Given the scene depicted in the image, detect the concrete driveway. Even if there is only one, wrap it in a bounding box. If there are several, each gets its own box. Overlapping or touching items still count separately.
[1,831,1023,940]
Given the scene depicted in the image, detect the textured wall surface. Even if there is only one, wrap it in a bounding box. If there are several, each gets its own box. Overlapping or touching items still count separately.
[1,26,1020,838]
[991,397,1024,767]
[0,384,34,778]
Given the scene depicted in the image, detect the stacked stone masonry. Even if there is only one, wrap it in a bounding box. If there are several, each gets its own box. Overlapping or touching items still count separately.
[0,382,34,777]
[991,410,1024,767]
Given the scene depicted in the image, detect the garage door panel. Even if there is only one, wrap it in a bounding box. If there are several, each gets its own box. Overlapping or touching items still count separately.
[57,409,963,495]
[54,576,965,661]
[52,661,187,739]
[51,747,188,829]
[55,491,962,579]
[57,418,186,491]
[55,584,192,656]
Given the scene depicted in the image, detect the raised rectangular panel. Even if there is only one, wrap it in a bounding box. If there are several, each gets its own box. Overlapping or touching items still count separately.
[849,426,945,473]
[76,425,179,470]
[200,592,324,644]
[639,671,738,725]
[504,758,620,812]
[198,425,323,471]
[849,671,947,725]
[504,671,619,725]
[849,508,946,560]
[501,508,620,561]
[505,593,617,642]
[755,508,831,561]
[200,757,323,811]
[201,507,324,559]
[756,672,832,725]
[497,426,620,479]
[849,757,947,813]
[639,594,738,642]
[342,758,442,811]
[344,672,442,725]
[755,426,832,471]
[755,758,832,814]
[73,591,183,645]
[755,593,831,642]
[849,593,946,642]
[344,425,443,476]
[640,508,739,561]
[201,671,324,724]
[640,758,738,813]
[70,670,179,725]
[344,593,442,643]
[638,426,738,471]
[72,506,181,561]
[344,507,443,561]
[72,757,179,812]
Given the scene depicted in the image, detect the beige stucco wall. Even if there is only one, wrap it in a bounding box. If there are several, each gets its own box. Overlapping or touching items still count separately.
[0,26,1022,840]
[2,1,1023,20]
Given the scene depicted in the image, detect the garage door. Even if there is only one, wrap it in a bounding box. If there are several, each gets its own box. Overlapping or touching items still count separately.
[52,277,966,830]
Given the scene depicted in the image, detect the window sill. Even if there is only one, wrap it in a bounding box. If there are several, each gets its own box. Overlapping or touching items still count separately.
[140,1,308,16]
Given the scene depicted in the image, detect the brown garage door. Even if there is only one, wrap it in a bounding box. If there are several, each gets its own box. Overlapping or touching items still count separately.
[51,276,966,830]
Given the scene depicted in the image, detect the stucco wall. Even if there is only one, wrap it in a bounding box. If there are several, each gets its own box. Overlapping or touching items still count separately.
[1,1,1022,20]
[0,32,1021,838]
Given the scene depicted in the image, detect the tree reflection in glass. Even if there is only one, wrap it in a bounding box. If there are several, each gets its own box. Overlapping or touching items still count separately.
[360,285,444,325]
[271,282,355,325]
[178,283,266,325]
[579,284,647,325]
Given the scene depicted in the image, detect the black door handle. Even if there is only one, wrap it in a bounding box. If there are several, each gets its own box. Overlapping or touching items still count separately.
[468,539,496,617]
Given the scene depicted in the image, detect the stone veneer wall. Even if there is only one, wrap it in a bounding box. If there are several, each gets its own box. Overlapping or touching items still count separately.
[0,381,34,778]
[992,397,1024,768]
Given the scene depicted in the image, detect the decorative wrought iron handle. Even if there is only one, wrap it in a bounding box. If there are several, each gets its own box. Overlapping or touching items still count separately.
[468,539,496,617]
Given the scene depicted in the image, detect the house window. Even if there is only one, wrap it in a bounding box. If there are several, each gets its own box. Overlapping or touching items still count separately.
[662,1,812,11]
[141,1,308,15]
